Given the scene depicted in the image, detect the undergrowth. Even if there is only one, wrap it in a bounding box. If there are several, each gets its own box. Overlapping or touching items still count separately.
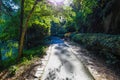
[0,45,46,73]
[71,33,120,63]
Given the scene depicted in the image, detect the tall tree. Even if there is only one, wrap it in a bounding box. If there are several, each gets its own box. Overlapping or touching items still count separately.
[18,0,24,60]
[18,0,41,59]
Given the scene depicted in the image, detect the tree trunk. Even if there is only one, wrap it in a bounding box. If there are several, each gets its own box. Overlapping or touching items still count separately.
[18,0,24,60]
[20,0,24,38]
[18,0,39,60]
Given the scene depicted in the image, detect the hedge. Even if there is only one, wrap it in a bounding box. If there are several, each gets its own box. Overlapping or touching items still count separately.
[71,33,120,56]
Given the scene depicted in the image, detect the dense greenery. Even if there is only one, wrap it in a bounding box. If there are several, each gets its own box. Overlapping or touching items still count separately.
[0,0,54,71]
[53,0,120,60]
[26,23,50,48]
[71,33,120,56]
[0,0,120,79]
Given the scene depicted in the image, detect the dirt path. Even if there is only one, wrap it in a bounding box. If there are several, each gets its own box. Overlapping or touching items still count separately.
[41,43,94,80]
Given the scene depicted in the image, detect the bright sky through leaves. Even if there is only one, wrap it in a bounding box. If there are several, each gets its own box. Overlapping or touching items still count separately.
[48,0,72,6]
[52,0,64,3]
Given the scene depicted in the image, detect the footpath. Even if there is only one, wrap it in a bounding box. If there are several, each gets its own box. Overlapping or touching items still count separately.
[36,41,94,80]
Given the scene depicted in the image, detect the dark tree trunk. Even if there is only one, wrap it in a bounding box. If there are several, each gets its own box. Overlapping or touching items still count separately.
[18,0,40,60]
[18,0,24,60]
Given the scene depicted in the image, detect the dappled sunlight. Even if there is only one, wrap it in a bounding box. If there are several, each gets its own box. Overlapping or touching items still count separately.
[0,0,120,79]
[42,41,93,80]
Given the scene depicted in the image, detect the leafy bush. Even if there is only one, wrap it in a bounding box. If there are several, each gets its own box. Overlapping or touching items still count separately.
[0,41,18,68]
[0,15,19,41]
[71,33,120,56]
[26,22,50,48]
[9,66,18,76]
[65,21,76,32]
[69,32,77,39]
[23,46,46,58]
[1,55,17,68]
[57,27,67,38]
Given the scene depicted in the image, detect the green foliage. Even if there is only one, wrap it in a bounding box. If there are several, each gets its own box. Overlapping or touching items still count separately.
[0,45,45,70]
[80,0,97,17]
[23,46,46,57]
[0,14,20,40]
[9,65,18,75]
[0,0,20,41]
[71,33,120,64]
[0,19,5,24]
[69,0,98,32]
[26,22,50,48]
[63,6,76,21]
[0,0,52,69]
[71,33,120,56]
[65,21,76,32]
[57,27,67,38]
[1,55,17,68]
[21,57,30,65]
[0,41,18,68]
[24,0,54,28]
[5,49,13,58]
[51,21,67,37]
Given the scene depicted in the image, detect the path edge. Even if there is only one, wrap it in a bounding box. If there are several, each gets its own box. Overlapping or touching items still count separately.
[65,41,96,80]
